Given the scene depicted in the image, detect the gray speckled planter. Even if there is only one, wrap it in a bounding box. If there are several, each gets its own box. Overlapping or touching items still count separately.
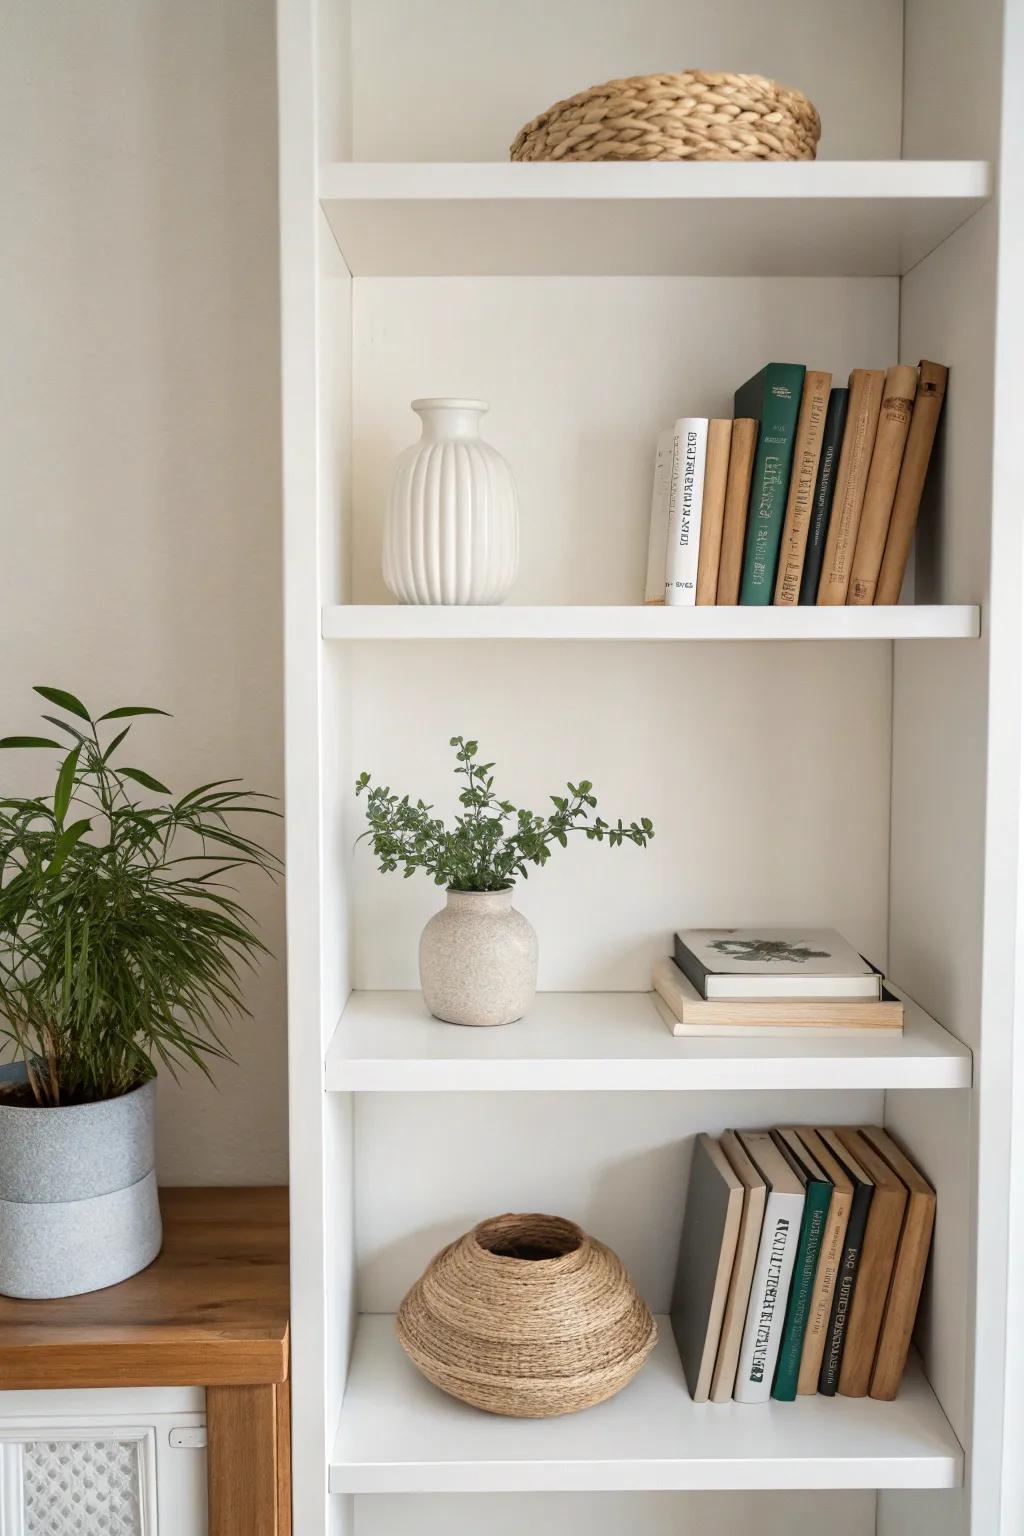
[0,1069,162,1299]
[419,887,538,1027]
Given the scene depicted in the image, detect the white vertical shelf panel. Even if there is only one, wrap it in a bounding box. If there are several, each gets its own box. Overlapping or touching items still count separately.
[318,162,991,278]
[329,1317,963,1494]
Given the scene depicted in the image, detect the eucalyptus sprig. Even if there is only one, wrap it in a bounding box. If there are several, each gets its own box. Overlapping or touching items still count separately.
[356,736,653,893]
[0,686,280,1107]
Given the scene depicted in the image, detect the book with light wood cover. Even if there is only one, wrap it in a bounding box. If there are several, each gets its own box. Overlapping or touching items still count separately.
[818,1130,874,1395]
[670,1134,745,1402]
[774,370,832,605]
[817,369,885,605]
[875,360,949,604]
[862,1126,937,1401]
[795,1128,853,1394]
[651,957,903,1036]
[835,1128,909,1398]
[716,419,757,605]
[847,365,918,604]
[695,419,733,604]
[711,1130,768,1402]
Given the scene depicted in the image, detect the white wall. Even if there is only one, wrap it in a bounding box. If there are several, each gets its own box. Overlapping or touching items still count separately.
[0,0,287,1183]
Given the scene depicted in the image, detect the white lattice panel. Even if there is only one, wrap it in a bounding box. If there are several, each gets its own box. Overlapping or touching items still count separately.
[22,1438,143,1536]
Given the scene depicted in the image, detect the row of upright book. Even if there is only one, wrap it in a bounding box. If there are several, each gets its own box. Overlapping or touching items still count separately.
[644,360,948,607]
[671,1124,935,1405]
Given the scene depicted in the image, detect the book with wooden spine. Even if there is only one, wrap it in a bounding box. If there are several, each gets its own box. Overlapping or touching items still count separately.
[773,370,832,605]
[651,959,904,1036]
[818,1130,874,1395]
[664,417,708,606]
[835,1128,908,1397]
[695,419,733,605]
[733,1132,805,1403]
[817,369,885,605]
[771,1129,833,1400]
[643,427,674,604]
[737,364,806,605]
[670,1134,745,1402]
[847,365,918,604]
[799,387,849,604]
[795,1128,854,1395]
[875,360,950,604]
[862,1126,937,1401]
[711,1131,768,1403]
[716,418,757,605]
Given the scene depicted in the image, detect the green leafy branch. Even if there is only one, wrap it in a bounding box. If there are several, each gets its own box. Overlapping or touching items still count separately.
[356,736,653,893]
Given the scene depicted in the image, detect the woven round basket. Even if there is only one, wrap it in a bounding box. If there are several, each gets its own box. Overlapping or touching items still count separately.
[510,70,820,163]
[396,1213,657,1417]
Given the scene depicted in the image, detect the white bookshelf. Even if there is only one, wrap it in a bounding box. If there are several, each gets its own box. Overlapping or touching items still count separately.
[322,604,981,643]
[318,160,992,277]
[330,1318,961,1494]
[325,989,972,1094]
[278,4,1024,1534]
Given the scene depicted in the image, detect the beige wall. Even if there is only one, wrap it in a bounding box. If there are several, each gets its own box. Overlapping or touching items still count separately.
[0,0,287,1183]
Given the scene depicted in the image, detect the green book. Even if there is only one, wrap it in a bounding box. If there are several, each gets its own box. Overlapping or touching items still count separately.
[736,363,805,604]
[771,1128,833,1401]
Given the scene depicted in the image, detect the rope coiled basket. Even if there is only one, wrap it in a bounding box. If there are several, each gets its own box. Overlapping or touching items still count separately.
[510,70,820,162]
[396,1213,657,1417]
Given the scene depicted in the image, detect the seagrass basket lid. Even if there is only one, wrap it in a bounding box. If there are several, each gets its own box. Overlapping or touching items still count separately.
[510,70,821,162]
[396,1212,657,1417]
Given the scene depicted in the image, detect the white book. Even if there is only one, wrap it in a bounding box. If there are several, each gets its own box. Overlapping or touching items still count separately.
[643,428,675,604]
[664,417,708,606]
[733,1131,805,1403]
[674,927,881,1001]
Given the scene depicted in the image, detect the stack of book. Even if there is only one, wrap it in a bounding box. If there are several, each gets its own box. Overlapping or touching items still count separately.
[653,927,905,1036]
[644,361,948,607]
[671,1125,936,1404]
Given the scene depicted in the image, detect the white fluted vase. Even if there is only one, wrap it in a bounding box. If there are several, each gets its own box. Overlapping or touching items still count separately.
[383,398,519,605]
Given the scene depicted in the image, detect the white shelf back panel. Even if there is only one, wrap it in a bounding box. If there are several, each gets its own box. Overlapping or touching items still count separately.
[352,1088,881,1314]
[346,640,891,992]
[354,1491,875,1536]
[348,0,903,163]
[350,277,897,606]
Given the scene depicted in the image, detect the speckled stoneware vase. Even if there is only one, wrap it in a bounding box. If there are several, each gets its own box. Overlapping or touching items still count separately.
[0,1067,162,1299]
[419,888,538,1027]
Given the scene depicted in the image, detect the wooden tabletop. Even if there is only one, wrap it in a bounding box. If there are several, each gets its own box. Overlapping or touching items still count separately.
[0,1187,289,1390]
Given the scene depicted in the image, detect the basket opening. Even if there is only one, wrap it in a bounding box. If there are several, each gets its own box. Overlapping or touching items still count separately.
[475,1215,582,1262]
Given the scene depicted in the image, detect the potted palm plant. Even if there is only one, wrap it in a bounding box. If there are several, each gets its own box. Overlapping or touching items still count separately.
[357,736,653,1027]
[0,686,278,1299]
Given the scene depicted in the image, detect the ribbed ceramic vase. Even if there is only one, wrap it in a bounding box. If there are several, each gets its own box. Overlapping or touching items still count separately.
[382,398,519,605]
[419,888,537,1027]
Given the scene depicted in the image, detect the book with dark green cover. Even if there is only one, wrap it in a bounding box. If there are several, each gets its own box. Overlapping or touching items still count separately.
[736,363,805,604]
[799,386,850,604]
[771,1129,833,1401]
[818,1129,875,1396]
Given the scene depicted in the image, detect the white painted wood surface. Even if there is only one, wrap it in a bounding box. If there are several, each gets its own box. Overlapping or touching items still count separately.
[322,604,980,642]
[319,162,991,278]
[330,1317,961,1494]
[325,989,971,1092]
[275,2,1022,1532]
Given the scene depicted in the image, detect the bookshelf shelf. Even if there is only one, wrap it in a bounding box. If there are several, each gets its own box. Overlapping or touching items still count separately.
[321,604,981,643]
[318,161,992,278]
[329,1315,963,1493]
[324,989,972,1093]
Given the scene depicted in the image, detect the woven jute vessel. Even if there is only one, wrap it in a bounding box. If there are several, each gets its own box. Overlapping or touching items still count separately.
[396,1213,657,1417]
[510,70,820,163]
